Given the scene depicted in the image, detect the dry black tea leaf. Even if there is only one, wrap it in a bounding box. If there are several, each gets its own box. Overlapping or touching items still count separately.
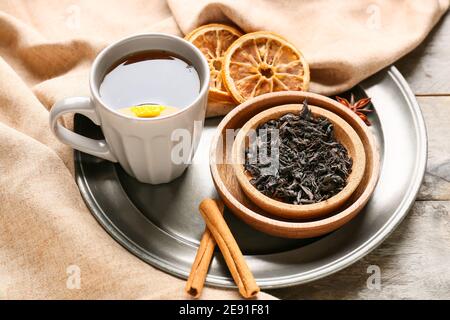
[244,100,352,205]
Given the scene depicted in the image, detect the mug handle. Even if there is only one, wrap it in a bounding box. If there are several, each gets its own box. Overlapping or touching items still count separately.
[49,97,117,162]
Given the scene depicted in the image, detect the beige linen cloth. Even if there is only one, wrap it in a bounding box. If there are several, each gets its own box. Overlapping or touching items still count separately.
[0,0,448,299]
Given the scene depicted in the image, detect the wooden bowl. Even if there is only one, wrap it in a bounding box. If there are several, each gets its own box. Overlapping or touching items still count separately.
[231,104,366,220]
[210,91,380,238]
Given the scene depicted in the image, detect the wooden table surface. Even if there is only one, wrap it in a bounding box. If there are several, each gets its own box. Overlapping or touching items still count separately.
[269,11,450,300]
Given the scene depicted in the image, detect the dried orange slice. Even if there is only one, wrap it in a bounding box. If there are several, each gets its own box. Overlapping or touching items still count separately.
[222,31,310,103]
[185,24,243,105]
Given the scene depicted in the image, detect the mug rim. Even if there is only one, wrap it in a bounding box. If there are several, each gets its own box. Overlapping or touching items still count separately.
[89,32,210,122]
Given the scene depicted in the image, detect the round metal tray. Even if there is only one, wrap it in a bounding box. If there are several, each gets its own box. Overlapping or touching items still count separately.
[74,66,426,289]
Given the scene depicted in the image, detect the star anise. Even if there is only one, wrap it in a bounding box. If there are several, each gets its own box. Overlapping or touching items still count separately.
[336,94,373,126]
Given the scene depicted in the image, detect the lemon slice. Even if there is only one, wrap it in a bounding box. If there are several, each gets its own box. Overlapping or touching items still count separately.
[131,105,166,118]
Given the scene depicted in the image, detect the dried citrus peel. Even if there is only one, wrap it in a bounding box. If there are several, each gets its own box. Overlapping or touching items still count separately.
[185,24,242,105]
[222,31,310,103]
[130,105,166,118]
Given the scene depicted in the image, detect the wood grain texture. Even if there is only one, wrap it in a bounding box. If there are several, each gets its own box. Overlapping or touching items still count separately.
[417,97,450,201]
[396,11,450,95]
[270,97,450,300]
[269,201,450,300]
[269,11,450,298]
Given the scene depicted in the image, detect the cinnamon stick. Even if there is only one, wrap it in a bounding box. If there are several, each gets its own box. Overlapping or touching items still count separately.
[198,198,260,298]
[185,200,224,298]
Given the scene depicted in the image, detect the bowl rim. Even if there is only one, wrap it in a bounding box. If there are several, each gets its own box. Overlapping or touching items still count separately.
[209,91,380,237]
[231,104,366,220]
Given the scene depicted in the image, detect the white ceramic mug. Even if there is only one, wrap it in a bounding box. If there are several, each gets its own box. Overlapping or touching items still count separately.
[50,33,210,184]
